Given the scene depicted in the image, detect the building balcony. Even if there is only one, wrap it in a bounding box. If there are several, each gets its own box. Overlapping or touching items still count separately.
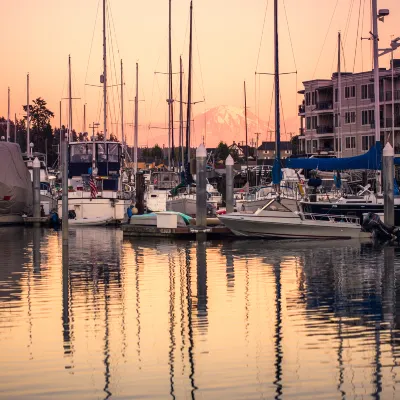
[369,93,385,102]
[298,104,305,115]
[385,90,400,101]
[316,126,334,134]
[385,117,400,128]
[315,101,333,111]
[370,120,385,129]
[299,128,304,136]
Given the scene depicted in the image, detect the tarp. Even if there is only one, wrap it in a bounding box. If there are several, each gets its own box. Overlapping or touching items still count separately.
[0,142,33,216]
[272,158,282,185]
[286,142,382,171]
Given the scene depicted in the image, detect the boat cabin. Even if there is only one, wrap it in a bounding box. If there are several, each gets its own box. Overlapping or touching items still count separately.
[68,141,122,191]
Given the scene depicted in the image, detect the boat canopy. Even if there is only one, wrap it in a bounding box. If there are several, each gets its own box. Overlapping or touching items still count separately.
[286,143,382,171]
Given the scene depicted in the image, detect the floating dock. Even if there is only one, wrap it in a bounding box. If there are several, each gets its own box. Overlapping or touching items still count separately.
[122,224,233,238]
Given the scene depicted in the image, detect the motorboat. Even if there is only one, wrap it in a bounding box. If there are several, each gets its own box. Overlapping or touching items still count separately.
[146,171,180,212]
[0,142,32,225]
[57,141,134,223]
[218,198,369,239]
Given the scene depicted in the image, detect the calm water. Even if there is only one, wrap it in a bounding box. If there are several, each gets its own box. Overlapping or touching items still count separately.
[1,228,400,399]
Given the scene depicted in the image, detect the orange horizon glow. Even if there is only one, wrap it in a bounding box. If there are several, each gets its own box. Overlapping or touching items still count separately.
[0,0,399,147]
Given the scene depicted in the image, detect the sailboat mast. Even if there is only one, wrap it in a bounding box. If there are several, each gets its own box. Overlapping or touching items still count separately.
[274,0,280,164]
[134,63,139,174]
[244,81,249,183]
[185,0,193,167]
[168,0,175,169]
[68,55,73,142]
[180,55,184,170]
[103,0,107,142]
[337,32,342,157]
[121,60,125,151]
[27,73,30,157]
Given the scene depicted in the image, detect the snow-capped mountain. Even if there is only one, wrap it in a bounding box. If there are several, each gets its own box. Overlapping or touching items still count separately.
[193,105,297,148]
[141,105,297,148]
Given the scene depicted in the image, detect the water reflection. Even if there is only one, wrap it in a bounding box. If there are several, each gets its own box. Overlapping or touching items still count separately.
[2,232,400,398]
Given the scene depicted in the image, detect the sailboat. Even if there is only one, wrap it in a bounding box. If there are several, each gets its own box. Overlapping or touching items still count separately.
[219,0,368,239]
[57,1,133,224]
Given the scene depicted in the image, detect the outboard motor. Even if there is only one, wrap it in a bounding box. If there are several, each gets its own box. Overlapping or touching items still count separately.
[362,212,400,243]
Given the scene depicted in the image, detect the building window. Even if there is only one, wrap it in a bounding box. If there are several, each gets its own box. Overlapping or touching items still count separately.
[335,88,338,103]
[335,138,342,152]
[334,113,340,127]
[345,85,356,99]
[306,117,311,130]
[361,85,368,100]
[311,91,316,106]
[368,109,375,125]
[344,111,356,124]
[312,140,318,152]
[312,116,317,129]
[361,110,369,125]
[362,135,375,151]
[306,92,311,106]
[306,140,311,153]
[368,83,374,99]
[345,136,356,149]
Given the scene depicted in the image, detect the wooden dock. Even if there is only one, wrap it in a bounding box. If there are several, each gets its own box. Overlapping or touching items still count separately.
[122,224,233,239]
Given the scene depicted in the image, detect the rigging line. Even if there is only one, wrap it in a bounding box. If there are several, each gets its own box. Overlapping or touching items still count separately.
[343,0,355,46]
[340,41,348,78]
[279,90,287,139]
[312,0,339,79]
[194,17,206,99]
[267,82,275,140]
[352,0,363,73]
[255,0,270,72]
[84,0,101,101]
[330,40,338,76]
[108,0,121,57]
[282,0,297,71]
[181,10,190,58]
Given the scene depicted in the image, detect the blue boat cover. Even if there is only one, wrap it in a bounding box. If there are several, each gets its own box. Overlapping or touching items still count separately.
[286,142,382,170]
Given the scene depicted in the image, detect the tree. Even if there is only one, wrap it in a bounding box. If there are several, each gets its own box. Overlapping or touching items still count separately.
[109,133,119,142]
[23,98,54,132]
[215,141,230,161]
[151,144,164,160]
[291,135,299,155]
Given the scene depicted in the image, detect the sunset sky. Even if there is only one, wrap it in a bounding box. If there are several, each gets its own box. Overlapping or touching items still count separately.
[0,0,398,146]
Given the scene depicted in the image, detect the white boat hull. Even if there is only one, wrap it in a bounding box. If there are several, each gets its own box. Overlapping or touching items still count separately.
[57,197,131,223]
[166,197,196,216]
[69,216,113,226]
[219,213,367,239]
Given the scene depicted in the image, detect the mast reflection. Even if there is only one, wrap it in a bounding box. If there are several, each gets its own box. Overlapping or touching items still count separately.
[273,261,283,400]
[196,241,208,331]
[62,244,73,369]
[168,253,176,399]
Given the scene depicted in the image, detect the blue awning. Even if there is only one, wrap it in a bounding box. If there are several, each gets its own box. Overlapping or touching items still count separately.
[286,142,382,170]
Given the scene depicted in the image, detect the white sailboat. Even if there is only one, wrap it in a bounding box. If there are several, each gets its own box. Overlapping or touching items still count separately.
[57,1,133,224]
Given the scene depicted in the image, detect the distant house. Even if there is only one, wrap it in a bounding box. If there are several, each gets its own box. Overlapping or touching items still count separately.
[257,141,292,160]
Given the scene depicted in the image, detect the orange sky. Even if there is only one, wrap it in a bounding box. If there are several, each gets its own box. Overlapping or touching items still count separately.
[0,0,399,146]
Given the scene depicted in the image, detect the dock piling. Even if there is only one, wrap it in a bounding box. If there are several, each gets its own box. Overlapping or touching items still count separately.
[225,155,234,214]
[32,157,41,227]
[383,142,394,226]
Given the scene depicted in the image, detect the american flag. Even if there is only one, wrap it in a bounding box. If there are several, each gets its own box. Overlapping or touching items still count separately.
[89,176,98,199]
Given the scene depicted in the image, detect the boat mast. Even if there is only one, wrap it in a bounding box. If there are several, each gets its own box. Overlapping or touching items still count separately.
[337,32,342,157]
[103,0,107,143]
[27,73,30,157]
[272,0,281,187]
[180,55,184,170]
[244,81,249,183]
[121,60,125,153]
[185,0,193,169]
[7,87,10,142]
[134,63,139,174]
[68,55,73,142]
[14,113,17,143]
[168,0,175,170]
[372,0,381,192]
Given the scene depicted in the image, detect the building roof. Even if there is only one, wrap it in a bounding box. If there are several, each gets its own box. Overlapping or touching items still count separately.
[257,141,292,151]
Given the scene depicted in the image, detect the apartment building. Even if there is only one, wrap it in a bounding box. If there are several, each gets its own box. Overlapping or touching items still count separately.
[298,59,400,157]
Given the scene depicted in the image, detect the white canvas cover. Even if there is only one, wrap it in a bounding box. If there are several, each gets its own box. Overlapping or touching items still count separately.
[0,142,33,216]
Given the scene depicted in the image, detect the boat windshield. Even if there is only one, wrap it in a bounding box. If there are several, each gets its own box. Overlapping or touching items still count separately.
[256,198,293,214]
[151,172,180,189]
[70,143,93,163]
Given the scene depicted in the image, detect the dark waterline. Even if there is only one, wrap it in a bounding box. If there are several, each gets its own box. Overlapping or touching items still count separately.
[1,227,400,399]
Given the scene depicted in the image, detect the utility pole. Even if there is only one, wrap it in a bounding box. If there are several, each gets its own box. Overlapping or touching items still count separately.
[134,63,139,174]
[27,73,30,157]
